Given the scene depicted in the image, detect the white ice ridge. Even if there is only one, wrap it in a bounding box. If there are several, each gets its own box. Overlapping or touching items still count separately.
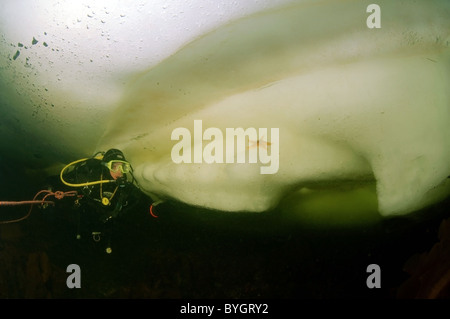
[97,0,450,217]
[1,0,448,219]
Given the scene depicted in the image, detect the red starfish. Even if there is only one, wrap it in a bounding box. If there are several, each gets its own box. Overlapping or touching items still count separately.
[248,136,272,150]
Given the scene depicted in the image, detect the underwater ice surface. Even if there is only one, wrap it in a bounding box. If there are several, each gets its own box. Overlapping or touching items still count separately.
[96,0,450,218]
[0,0,450,300]
[0,0,449,220]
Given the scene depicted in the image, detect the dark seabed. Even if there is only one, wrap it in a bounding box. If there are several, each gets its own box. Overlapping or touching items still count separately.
[0,157,450,300]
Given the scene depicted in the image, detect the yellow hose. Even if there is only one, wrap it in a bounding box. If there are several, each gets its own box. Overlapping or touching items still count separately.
[60,156,114,187]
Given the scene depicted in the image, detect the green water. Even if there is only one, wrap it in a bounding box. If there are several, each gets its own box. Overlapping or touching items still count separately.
[3,189,448,298]
[1,160,449,298]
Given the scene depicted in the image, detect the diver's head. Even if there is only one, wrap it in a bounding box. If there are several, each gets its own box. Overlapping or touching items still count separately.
[102,149,131,180]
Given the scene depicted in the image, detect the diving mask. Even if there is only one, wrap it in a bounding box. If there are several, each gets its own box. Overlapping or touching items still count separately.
[103,160,131,174]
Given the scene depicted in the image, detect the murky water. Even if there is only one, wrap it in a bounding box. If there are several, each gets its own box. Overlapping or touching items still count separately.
[1,162,449,299]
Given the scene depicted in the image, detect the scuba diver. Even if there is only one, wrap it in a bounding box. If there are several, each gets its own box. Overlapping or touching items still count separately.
[59,148,144,253]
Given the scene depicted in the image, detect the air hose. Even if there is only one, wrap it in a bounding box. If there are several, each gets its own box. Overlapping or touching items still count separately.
[59,157,115,187]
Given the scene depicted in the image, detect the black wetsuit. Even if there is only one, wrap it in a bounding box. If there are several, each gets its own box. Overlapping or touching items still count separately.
[60,157,143,249]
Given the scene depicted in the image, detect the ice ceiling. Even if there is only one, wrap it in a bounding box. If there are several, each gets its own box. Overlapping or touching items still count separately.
[0,0,449,223]
[1,0,290,164]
